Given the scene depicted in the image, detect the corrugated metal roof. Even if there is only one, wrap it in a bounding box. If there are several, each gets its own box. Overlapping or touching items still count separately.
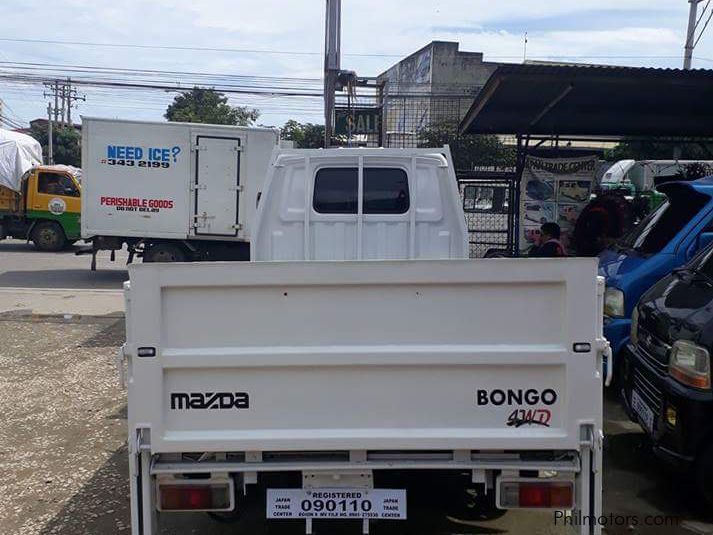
[496,62,713,77]
[460,63,713,137]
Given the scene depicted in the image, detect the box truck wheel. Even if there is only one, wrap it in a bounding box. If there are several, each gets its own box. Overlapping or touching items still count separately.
[31,221,67,252]
[143,243,187,263]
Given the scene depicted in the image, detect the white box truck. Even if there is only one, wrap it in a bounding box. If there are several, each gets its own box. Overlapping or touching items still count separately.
[121,147,606,534]
[81,117,279,268]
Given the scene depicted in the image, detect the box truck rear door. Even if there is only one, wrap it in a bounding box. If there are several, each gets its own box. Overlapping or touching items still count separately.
[194,136,241,236]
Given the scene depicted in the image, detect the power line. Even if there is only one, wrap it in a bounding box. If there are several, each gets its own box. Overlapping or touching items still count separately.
[0,61,322,85]
[0,112,25,129]
[696,0,712,30]
[0,75,324,98]
[0,37,403,58]
[695,6,713,48]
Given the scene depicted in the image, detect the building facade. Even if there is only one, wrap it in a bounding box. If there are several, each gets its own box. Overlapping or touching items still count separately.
[377,41,503,148]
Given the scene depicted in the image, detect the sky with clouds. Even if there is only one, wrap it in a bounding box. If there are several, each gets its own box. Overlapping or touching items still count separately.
[0,0,708,128]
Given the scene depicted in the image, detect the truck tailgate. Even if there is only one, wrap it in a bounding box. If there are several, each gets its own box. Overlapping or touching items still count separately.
[125,259,602,454]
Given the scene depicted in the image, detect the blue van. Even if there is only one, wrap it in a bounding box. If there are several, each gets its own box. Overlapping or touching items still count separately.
[600,179,713,374]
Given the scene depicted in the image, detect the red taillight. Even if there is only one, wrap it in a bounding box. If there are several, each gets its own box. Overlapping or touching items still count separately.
[157,482,233,512]
[519,482,573,508]
[499,479,574,509]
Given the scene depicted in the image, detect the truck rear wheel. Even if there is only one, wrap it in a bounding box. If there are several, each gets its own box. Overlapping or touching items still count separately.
[31,221,67,252]
[143,243,187,263]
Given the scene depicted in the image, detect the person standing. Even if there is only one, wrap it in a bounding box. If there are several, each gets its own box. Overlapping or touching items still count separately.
[529,222,567,257]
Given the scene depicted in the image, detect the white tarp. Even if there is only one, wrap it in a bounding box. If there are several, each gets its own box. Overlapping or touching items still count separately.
[0,128,43,192]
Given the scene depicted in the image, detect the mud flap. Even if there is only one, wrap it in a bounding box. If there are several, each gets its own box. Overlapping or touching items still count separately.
[130,431,157,535]
[575,425,603,535]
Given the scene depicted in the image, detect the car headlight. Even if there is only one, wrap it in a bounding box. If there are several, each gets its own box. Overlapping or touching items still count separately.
[630,307,639,346]
[669,340,711,390]
[604,287,625,318]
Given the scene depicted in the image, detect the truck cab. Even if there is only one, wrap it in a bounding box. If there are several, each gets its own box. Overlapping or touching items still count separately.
[0,165,81,251]
[600,179,713,370]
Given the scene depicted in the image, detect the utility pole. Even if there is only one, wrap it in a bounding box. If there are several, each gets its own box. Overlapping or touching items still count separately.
[324,0,341,147]
[44,78,84,134]
[65,78,85,127]
[60,83,67,127]
[47,103,54,164]
[44,81,61,165]
[684,0,708,69]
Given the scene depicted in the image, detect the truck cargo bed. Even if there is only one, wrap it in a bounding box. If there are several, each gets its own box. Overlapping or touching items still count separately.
[125,258,602,455]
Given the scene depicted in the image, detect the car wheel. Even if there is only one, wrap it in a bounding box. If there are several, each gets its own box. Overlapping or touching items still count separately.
[143,243,187,263]
[696,443,713,510]
[31,221,67,252]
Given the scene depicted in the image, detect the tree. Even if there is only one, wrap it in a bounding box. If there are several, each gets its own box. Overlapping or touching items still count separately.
[604,139,713,161]
[29,123,81,167]
[418,122,515,170]
[165,87,259,126]
[280,120,325,148]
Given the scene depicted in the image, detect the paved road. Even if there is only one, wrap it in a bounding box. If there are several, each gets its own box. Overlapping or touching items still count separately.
[0,239,129,290]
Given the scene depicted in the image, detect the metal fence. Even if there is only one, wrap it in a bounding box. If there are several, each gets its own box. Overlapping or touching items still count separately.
[333,92,480,148]
[382,94,476,148]
[457,172,518,258]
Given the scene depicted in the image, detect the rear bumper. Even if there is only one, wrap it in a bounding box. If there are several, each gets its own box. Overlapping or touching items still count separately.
[150,450,583,476]
[622,344,713,468]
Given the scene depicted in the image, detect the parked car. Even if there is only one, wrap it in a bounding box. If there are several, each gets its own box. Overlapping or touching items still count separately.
[558,180,591,203]
[599,178,713,378]
[525,203,548,224]
[622,244,713,507]
[526,179,554,201]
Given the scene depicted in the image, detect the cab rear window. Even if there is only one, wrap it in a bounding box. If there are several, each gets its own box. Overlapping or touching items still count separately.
[313,168,357,214]
[313,167,409,215]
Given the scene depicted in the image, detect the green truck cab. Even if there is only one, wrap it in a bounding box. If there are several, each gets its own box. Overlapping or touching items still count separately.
[0,165,81,251]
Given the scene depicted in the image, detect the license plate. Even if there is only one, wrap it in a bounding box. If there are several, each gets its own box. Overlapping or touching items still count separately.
[631,389,655,434]
[267,488,407,520]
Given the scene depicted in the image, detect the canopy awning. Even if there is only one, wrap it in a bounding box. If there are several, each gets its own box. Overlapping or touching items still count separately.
[459,63,713,139]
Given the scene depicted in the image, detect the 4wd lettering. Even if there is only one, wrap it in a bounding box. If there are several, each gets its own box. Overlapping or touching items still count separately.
[170,392,250,410]
[506,408,552,427]
[475,388,558,406]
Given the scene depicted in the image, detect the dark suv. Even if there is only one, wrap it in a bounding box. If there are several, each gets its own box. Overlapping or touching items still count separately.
[622,244,713,508]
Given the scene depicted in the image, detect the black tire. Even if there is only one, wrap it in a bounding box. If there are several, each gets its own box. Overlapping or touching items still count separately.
[696,443,713,511]
[143,243,187,263]
[31,221,67,252]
